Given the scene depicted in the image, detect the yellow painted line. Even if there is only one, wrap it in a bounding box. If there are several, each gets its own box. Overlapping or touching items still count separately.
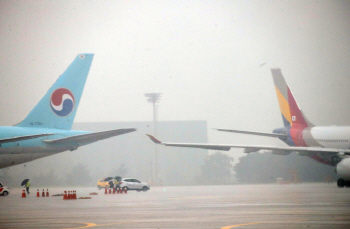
[68,223,96,228]
[221,222,264,228]
[222,218,310,229]
[65,221,138,229]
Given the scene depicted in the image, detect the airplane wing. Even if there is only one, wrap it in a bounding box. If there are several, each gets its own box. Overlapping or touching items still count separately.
[146,134,350,155]
[0,133,54,144]
[43,128,136,146]
[215,128,287,138]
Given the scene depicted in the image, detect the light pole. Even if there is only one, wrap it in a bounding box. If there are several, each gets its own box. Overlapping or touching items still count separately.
[145,93,161,183]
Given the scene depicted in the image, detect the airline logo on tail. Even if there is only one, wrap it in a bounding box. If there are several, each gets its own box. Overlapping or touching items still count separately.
[50,88,75,117]
[272,68,309,128]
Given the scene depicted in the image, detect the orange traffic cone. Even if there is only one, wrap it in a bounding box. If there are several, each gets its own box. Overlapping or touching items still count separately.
[116,187,120,194]
[124,187,127,194]
[113,187,115,194]
[36,189,40,197]
[46,189,49,197]
[22,189,26,198]
[63,191,67,200]
[73,190,76,199]
[42,189,45,197]
[68,191,71,199]
[105,187,107,194]
[109,188,111,194]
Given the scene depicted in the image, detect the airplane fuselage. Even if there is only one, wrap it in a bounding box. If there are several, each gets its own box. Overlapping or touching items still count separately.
[305,126,350,149]
[0,126,90,168]
[274,126,350,166]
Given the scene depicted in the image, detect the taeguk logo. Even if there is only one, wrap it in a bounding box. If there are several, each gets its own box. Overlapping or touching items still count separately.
[50,88,75,117]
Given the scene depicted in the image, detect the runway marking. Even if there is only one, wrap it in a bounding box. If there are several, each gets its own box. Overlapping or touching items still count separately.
[222,219,309,228]
[221,222,264,228]
[65,221,138,228]
[68,223,96,228]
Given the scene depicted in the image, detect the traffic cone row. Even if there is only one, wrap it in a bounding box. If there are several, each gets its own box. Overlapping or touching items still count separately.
[37,189,50,197]
[63,190,77,200]
[23,189,50,198]
[104,187,127,194]
[116,187,127,194]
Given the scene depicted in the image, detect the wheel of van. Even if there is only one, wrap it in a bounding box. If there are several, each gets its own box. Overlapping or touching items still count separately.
[345,180,350,188]
[142,186,148,192]
[2,191,8,196]
[337,178,345,188]
[97,185,101,190]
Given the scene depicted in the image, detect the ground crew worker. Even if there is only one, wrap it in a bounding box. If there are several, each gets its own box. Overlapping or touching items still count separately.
[115,176,121,188]
[108,180,114,190]
[114,179,119,189]
[25,181,30,194]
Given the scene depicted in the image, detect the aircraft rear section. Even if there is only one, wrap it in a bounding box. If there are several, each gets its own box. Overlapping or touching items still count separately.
[15,54,94,130]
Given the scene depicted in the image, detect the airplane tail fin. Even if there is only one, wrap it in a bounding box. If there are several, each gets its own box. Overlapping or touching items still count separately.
[16,54,94,130]
[271,68,314,128]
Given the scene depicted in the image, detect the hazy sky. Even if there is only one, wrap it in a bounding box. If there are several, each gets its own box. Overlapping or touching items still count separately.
[1,1,350,160]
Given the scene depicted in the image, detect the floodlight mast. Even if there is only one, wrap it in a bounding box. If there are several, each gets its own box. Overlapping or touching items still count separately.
[145,93,162,183]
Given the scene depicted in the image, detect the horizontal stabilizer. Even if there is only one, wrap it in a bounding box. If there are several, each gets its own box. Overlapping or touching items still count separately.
[0,133,54,144]
[43,128,136,146]
[215,128,287,138]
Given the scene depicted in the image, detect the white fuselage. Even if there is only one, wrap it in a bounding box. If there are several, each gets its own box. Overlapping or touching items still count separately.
[305,126,350,149]
[0,126,89,169]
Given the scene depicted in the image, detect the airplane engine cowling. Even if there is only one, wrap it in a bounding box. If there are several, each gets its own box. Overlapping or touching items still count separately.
[296,151,309,156]
[336,158,350,180]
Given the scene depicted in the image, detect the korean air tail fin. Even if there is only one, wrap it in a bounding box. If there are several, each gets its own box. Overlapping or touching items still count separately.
[16,54,94,130]
[271,68,314,128]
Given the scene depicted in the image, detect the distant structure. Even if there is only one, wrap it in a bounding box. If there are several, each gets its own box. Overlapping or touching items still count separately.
[145,93,162,183]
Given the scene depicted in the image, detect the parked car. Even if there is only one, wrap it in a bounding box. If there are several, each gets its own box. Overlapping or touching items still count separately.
[0,182,10,196]
[97,179,114,190]
[119,178,150,192]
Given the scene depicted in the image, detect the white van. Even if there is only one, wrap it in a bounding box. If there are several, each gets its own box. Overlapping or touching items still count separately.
[0,182,10,196]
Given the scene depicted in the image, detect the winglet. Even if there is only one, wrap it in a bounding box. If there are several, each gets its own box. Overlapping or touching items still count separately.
[146,134,162,144]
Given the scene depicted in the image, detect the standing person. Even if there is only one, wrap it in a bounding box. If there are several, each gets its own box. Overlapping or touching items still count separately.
[108,180,114,190]
[25,181,30,194]
[115,176,121,189]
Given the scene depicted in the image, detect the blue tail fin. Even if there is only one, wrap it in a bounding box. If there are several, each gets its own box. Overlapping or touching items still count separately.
[16,54,94,130]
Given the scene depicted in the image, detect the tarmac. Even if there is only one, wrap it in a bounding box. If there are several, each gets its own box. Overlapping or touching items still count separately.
[1,183,350,228]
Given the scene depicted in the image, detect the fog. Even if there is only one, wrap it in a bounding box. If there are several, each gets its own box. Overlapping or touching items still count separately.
[0,1,350,184]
